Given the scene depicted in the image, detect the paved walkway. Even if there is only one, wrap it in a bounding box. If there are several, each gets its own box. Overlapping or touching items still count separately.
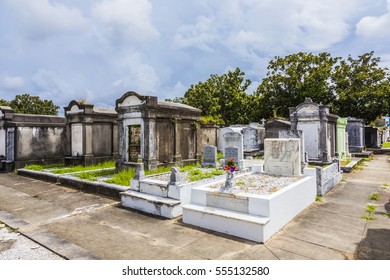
[0,155,389,260]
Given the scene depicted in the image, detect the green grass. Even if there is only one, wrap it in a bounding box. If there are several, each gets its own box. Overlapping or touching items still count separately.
[105,168,136,186]
[382,142,390,148]
[50,161,115,174]
[365,204,377,214]
[316,195,323,202]
[24,163,64,171]
[368,192,381,201]
[75,169,115,181]
[361,215,376,221]
[217,152,224,160]
[145,165,172,176]
[187,168,224,182]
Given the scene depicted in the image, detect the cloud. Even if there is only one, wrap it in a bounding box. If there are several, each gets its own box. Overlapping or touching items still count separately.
[356,0,390,38]
[5,0,88,40]
[92,0,159,44]
[0,75,25,91]
[32,69,76,104]
[111,53,161,95]
[174,16,218,52]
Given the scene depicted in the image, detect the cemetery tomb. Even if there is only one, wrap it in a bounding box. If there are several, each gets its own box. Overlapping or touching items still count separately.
[346,117,365,153]
[182,138,316,243]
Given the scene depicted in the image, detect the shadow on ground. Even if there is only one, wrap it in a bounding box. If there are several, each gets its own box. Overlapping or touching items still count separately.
[356,228,390,259]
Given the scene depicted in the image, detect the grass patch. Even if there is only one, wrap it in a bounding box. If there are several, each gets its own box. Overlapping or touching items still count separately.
[105,168,136,186]
[51,161,115,174]
[24,163,64,171]
[382,142,390,148]
[383,183,389,187]
[217,152,224,160]
[365,204,377,214]
[315,195,323,202]
[368,192,381,201]
[75,169,115,181]
[340,158,352,166]
[361,215,376,221]
[187,168,224,182]
[145,165,173,176]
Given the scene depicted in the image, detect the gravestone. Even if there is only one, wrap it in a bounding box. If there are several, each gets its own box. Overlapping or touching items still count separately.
[202,145,217,167]
[224,146,239,163]
[218,126,245,152]
[264,138,301,176]
[223,132,244,162]
[169,167,181,185]
[242,127,259,151]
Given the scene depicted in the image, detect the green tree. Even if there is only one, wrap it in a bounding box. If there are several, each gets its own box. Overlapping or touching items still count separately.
[332,51,390,123]
[183,67,256,125]
[256,52,340,119]
[7,94,59,115]
[0,99,9,106]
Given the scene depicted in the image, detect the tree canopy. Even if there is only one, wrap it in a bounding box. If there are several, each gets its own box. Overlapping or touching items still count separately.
[180,51,390,124]
[182,67,256,125]
[0,94,60,115]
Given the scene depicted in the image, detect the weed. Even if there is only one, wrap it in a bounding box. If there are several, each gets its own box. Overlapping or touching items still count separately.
[316,195,323,202]
[236,181,244,186]
[145,165,172,176]
[217,152,224,160]
[382,212,390,218]
[368,192,381,201]
[75,169,114,181]
[187,168,224,182]
[363,157,372,162]
[383,183,389,187]
[382,142,390,148]
[361,215,376,221]
[105,168,136,186]
[341,178,348,183]
[365,204,377,214]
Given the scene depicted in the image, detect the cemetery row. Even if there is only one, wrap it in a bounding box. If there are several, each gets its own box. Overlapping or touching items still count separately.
[1,93,388,172]
[1,93,389,242]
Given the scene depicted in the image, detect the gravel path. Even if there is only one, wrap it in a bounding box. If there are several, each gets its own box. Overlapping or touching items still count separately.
[0,223,64,260]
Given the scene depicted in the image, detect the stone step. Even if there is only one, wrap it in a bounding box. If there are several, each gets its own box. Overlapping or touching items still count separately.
[120,190,182,219]
[182,203,270,243]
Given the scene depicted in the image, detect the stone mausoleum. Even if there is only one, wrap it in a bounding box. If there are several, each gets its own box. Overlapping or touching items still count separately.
[115,91,202,170]
[0,105,66,169]
[64,99,119,166]
[289,98,338,164]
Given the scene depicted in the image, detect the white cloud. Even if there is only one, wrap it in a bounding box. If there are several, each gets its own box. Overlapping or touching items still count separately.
[5,0,88,39]
[112,53,161,95]
[174,16,217,52]
[0,75,25,91]
[92,0,159,44]
[356,0,390,38]
[32,69,76,103]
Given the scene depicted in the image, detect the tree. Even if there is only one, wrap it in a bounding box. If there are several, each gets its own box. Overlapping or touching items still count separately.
[0,99,9,106]
[256,52,340,119]
[256,51,390,123]
[5,94,59,115]
[183,67,256,125]
[332,51,390,123]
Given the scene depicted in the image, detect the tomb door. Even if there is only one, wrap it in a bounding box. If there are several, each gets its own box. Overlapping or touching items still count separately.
[128,125,141,162]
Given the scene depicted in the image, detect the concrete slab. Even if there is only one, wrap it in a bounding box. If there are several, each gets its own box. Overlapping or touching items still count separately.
[0,154,389,260]
[266,235,346,260]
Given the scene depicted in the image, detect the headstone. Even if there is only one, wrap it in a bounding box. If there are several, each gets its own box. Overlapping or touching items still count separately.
[202,145,217,167]
[218,126,244,151]
[264,138,301,176]
[242,127,259,151]
[169,167,181,185]
[224,146,239,163]
[222,132,243,162]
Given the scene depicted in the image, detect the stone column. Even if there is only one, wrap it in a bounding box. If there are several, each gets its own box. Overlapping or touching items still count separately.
[143,118,157,170]
[172,119,182,164]
[83,116,94,166]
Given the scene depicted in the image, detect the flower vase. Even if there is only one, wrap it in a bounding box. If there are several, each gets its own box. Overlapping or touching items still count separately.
[225,171,235,189]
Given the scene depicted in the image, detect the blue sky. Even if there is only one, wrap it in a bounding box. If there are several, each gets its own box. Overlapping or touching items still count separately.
[1,0,390,111]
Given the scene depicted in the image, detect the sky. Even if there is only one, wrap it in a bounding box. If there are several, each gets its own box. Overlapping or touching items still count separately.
[1,0,390,112]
